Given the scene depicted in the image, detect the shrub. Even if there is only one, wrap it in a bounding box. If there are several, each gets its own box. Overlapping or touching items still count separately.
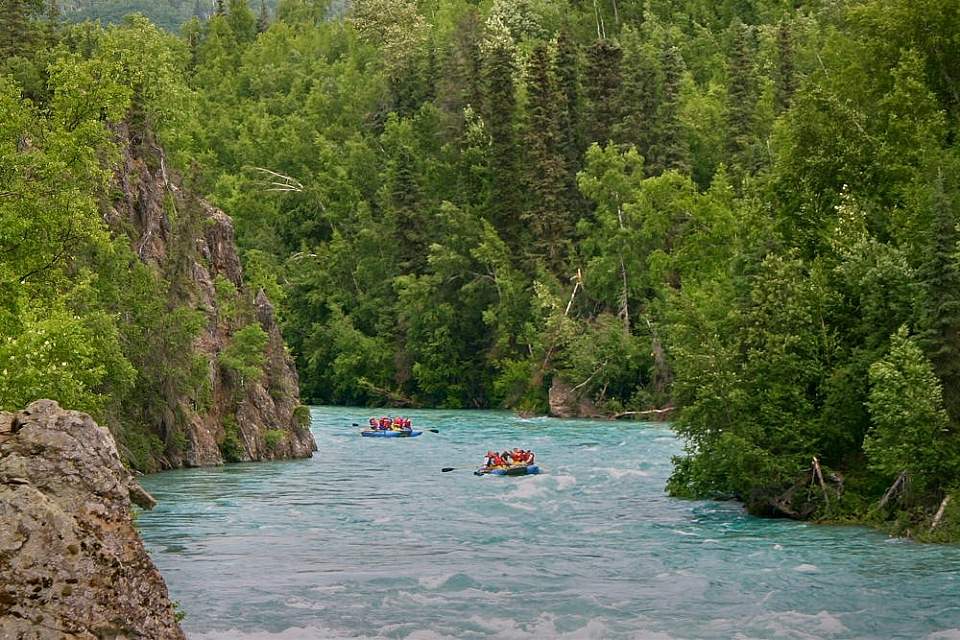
[264,428,284,451]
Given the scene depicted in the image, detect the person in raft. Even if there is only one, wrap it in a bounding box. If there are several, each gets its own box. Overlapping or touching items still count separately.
[482,449,535,470]
[369,417,413,431]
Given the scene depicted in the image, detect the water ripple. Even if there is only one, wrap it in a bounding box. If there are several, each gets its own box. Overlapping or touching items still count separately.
[137,406,960,639]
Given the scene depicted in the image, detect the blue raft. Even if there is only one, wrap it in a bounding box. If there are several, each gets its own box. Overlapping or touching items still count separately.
[361,429,422,438]
[474,464,540,476]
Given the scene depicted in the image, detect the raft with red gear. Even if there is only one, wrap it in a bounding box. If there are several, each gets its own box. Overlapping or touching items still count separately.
[360,429,422,438]
[474,464,540,476]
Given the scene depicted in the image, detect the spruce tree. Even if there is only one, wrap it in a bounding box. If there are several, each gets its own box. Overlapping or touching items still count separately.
[437,9,483,136]
[378,117,428,274]
[726,21,758,175]
[227,0,256,43]
[42,0,59,43]
[482,24,522,242]
[555,30,583,171]
[615,27,660,165]
[0,0,37,57]
[918,167,960,423]
[650,44,689,175]
[256,0,269,33]
[523,43,572,274]
[584,38,623,145]
[775,20,796,114]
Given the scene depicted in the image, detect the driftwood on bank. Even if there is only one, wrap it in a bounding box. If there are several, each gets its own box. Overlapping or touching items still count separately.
[932,495,952,530]
[611,407,675,420]
[752,456,844,519]
[811,456,830,505]
[879,471,909,510]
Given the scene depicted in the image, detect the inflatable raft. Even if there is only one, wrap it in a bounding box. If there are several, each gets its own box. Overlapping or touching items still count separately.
[361,429,422,438]
[474,464,540,476]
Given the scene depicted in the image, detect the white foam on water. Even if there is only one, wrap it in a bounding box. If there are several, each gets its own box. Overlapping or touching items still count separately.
[503,479,549,501]
[282,596,327,611]
[418,573,456,589]
[393,590,449,606]
[552,474,577,490]
[194,627,460,640]
[758,610,848,638]
[604,467,651,479]
[402,631,458,640]
[192,626,357,640]
[505,500,538,512]
[465,613,615,639]
[793,564,819,573]
[929,631,960,640]
[308,584,346,594]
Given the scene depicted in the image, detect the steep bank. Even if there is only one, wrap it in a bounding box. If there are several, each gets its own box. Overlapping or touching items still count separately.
[105,124,316,470]
[0,400,185,639]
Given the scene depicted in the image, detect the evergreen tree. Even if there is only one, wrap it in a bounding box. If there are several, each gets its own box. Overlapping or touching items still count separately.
[555,30,583,171]
[726,21,758,175]
[650,44,689,175]
[256,0,269,33]
[378,116,428,274]
[614,27,660,164]
[0,0,40,57]
[437,8,483,136]
[775,20,796,114]
[227,0,256,43]
[917,167,960,423]
[482,22,522,241]
[584,38,622,145]
[523,43,572,274]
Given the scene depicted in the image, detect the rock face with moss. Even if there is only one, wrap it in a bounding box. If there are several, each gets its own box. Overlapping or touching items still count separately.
[0,400,185,639]
[105,125,316,470]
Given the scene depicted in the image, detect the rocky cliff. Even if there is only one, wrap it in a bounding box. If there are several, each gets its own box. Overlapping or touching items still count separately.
[104,124,316,470]
[0,400,185,639]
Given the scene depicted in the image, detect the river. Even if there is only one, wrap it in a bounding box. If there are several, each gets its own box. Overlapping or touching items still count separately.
[137,406,960,639]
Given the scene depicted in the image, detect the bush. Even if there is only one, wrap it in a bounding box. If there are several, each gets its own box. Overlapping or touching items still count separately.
[218,324,269,387]
[264,428,284,451]
[219,415,245,463]
[293,405,311,430]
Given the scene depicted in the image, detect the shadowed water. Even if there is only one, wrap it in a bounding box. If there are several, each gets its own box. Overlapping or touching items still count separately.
[137,407,960,639]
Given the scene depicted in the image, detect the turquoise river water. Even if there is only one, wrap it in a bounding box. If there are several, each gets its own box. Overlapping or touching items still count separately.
[138,407,960,639]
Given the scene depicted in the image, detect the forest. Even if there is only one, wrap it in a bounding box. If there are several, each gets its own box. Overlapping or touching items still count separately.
[1,0,959,538]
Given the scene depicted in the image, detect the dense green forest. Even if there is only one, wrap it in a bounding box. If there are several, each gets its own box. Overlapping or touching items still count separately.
[2,0,959,537]
[59,0,285,32]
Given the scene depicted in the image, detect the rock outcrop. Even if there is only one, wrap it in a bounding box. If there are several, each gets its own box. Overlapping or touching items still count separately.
[104,124,316,469]
[0,400,185,639]
[548,377,604,419]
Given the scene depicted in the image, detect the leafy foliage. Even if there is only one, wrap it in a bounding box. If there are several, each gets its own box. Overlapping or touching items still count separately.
[5,0,960,536]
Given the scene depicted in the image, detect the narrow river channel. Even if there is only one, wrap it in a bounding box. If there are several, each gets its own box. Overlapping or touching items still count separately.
[137,407,960,639]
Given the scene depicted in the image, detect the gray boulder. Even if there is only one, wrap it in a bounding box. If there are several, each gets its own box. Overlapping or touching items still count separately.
[0,400,185,639]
